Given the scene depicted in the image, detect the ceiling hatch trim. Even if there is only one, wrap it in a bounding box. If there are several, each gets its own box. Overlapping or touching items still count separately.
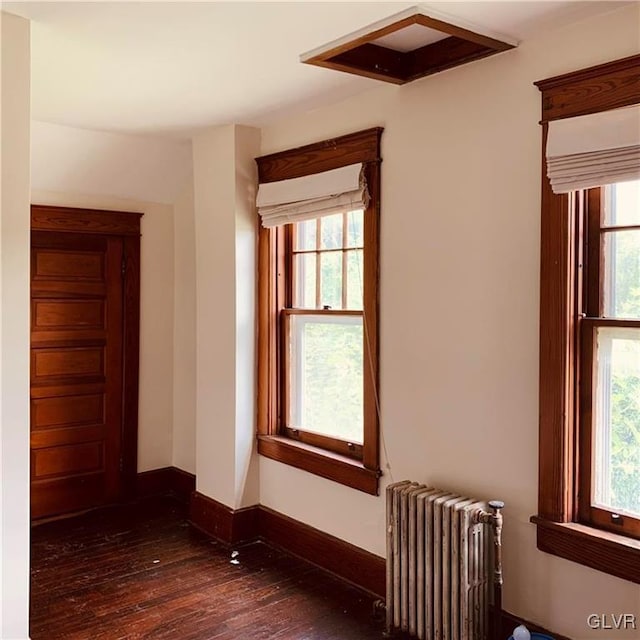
[300,5,518,85]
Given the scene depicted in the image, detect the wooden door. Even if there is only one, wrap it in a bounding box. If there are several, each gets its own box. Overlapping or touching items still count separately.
[30,231,125,519]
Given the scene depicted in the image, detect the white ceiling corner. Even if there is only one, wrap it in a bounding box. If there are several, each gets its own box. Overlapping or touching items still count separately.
[7,1,628,206]
[3,1,630,139]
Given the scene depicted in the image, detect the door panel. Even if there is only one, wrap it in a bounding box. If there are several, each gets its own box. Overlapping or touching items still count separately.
[32,442,104,478]
[32,394,104,429]
[31,231,124,519]
[32,346,105,381]
[34,250,105,281]
[33,299,105,330]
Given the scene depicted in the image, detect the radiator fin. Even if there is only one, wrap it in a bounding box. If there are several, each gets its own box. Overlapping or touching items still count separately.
[386,481,495,640]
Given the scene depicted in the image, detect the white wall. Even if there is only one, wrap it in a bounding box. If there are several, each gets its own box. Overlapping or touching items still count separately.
[258,5,640,639]
[31,121,192,205]
[193,124,260,508]
[193,126,237,506]
[30,191,176,473]
[172,179,197,474]
[234,126,260,507]
[0,11,31,640]
[29,119,196,474]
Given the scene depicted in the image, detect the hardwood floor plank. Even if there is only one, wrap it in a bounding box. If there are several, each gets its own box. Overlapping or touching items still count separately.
[31,497,388,640]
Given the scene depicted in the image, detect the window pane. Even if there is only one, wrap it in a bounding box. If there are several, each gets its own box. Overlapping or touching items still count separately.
[294,254,316,308]
[593,327,640,518]
[346,209,364,248]
[603,229,640,318]
[604,180,640,227]
[295,219,317,251]
[320,213,343,250]
[346,250,363,310]
[288,314,363,443]
[320,251,342,309]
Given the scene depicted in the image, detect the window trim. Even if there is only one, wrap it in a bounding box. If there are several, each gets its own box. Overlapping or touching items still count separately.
[577,190,640,539]
[282,309,365,461]
[255,128,383,495]
[534,54,640,583]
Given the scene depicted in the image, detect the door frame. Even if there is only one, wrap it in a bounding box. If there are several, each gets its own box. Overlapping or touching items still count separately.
[31,204,143,502]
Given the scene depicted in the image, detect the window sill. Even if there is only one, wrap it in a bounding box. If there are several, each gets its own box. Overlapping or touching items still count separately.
[531,516,640,584]
[257,435,381,495]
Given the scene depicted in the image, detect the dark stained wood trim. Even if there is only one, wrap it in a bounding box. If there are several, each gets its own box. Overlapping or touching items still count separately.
[535,53,640,91]
[283,308,363,317]
[31,204,143,236]
[31,204,142,506]
[136,468,177,497]
[582,317,640,328]
[537,127,576,523]
[257,225,279,436]
[329,44,406,84]
[362,159,380,471]
[137,467,196,504]
[187,492,385,595]
[256,128,382,183]
[121,234,141,500]
[406,36,492,82]
[585,189,602,318]
[282,426,363,460]
[412,13,513,51]
[302,12,515,85]
[535,53,640,122]
[532,517,640,584]
[258,436,380,495]
[258,505,386,598]
[577,321,595,528]
[309,57,406,86]
[189,491,259,545]
[535,55,640,581]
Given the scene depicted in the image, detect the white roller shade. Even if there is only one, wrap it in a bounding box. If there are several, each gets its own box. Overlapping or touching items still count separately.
[257,163,368,228]
[546,104,640,193]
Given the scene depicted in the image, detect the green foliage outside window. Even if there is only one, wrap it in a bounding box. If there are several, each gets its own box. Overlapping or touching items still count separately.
[608,225,640,515]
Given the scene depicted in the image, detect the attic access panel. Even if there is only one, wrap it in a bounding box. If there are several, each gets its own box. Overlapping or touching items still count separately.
[301,6,517,85]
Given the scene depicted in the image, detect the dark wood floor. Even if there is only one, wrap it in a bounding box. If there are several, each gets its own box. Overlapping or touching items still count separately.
[31,497,387,640]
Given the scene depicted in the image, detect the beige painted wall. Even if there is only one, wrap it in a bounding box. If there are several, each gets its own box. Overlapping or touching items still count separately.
[173,179,197,474]
[193,125,238,506]
[0,11,31,639]
[30,191,175,473]
[193,124,260,508]
[233,125,260,507]
[31,120,192,205]
[258,5,640,639]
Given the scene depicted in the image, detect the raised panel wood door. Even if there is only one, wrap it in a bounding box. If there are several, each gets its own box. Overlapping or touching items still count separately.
[31,231,124,518]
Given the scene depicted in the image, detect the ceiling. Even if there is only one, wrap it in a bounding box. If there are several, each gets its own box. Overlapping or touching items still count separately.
[3,1,630,139]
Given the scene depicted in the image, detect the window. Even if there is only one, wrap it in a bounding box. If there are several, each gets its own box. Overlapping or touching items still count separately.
[579,182,640,539]
[283,211,365,457]
[255,129,382,495]
[534,55,640,584]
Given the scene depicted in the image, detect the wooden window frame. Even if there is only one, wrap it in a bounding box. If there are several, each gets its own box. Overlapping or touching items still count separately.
[256,128,382,495]
[578,189,640,539]
[533,55,640,584]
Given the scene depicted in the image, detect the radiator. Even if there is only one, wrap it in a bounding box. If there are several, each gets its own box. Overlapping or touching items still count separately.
[385,481,504,640]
